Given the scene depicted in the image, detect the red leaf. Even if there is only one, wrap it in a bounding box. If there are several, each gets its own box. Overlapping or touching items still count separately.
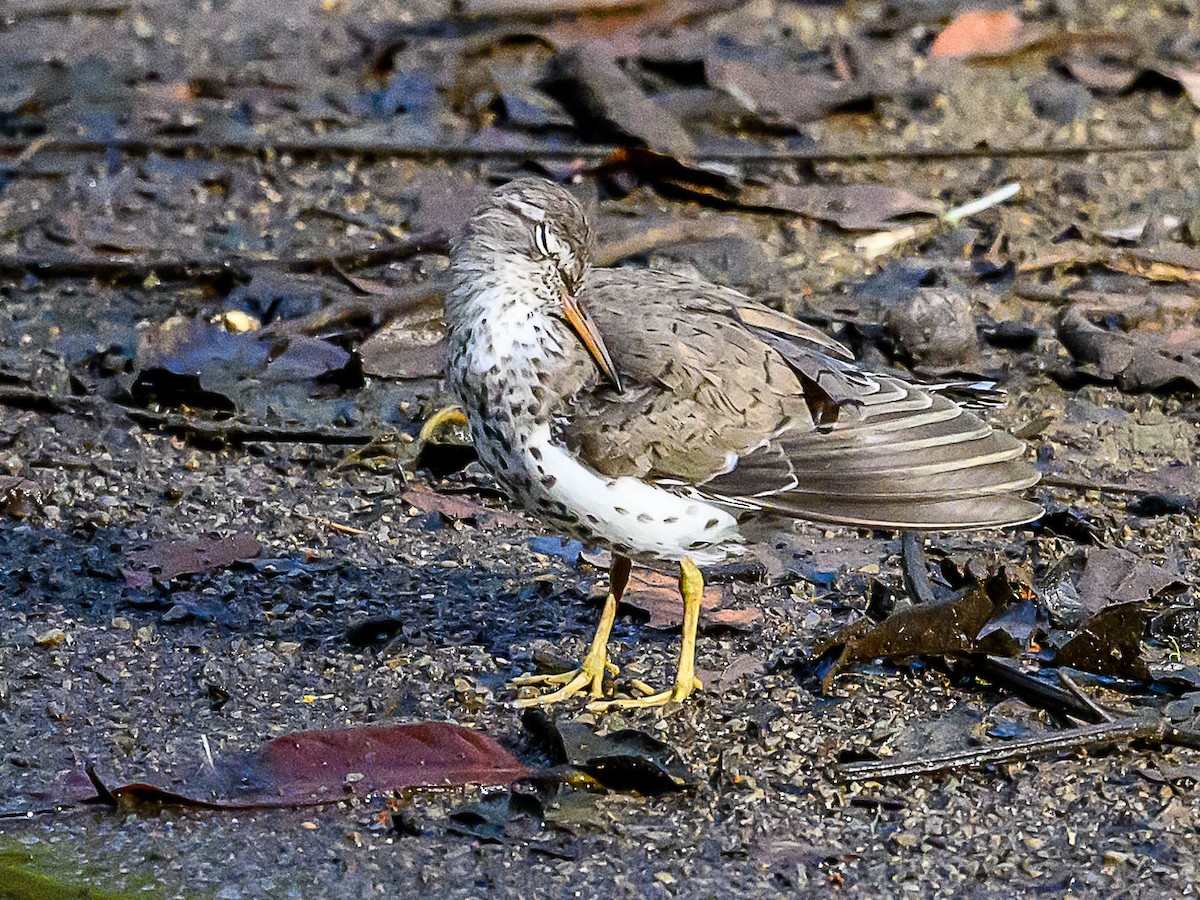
[401,484,524,528]
[617,570,762,631]
[79,723,527,810]
[121,532,262,589]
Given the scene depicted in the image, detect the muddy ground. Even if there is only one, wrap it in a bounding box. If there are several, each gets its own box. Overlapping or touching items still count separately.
[1,1,1199,897]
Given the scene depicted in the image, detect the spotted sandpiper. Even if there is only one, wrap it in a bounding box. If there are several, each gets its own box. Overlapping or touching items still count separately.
[442,178,1041,711]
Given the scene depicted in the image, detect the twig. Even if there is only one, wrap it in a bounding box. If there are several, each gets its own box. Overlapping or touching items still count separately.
[1057,670,1115,723]
[0,232,447,283]
[837,716,1197,782]
[0,386,377,446]
[2,0,128,22]
[593,217,742,266]
[269,281,445,336]
[975,656,1109,725]
[856,182,1022,258]
[943,182,1022,225]
[121,407,377,446]
[0,134,1188,167]
[1040,474,1163,498]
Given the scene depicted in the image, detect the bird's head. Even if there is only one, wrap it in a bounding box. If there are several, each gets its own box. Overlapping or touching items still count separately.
[448,178,621,391]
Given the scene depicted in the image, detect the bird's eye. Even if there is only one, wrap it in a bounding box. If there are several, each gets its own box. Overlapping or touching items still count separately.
[533,222,553,257]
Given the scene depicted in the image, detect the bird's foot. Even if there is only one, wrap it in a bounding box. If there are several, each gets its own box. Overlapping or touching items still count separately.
[587,674,703,712]
[418,405,468,443]
[511,654,618,707]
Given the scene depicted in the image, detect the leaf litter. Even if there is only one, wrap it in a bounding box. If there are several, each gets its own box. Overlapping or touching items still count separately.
[2,0,1200,893]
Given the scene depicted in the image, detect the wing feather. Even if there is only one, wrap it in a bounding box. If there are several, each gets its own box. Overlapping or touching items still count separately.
[568,268,1041,531]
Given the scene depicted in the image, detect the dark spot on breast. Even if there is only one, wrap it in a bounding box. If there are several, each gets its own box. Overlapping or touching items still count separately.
[529,446,542,461]
[637,513,652,523]
[663,516,679,524]
[541,475,557,488]
[613,507,628,516]
[705,518,720,530]
[585,514,599,524]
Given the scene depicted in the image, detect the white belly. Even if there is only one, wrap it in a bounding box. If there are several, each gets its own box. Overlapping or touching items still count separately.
[522,424,745,565]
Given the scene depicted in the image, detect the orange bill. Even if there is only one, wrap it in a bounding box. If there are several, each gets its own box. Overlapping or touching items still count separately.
[561,290,622,392]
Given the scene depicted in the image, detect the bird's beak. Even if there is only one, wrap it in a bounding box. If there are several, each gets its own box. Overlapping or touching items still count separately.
[561,290,622,393]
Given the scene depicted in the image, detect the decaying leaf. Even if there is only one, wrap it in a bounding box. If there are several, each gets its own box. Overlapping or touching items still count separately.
[132,316,362,410]
[359,315,447,379]
[78,723,527,810]
[544,43,694,158]
[446,789,545,844]
[1053,602,1152,680]
[121,532,262,589]
[745,183,944,232]
[705,57,874,127]
[524,712,694,794]
[814,573,1034,690]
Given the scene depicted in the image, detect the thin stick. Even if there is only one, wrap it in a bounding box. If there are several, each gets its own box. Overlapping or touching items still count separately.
[0,134,1188,166]
[975,656,1107,725]
[1057,670,1116,723]
[0,232,447,283]
[1041,474,1165,498]
[838,718,1158,782]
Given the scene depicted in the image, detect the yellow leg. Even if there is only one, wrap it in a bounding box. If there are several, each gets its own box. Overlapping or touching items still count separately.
[419,405,468,443]
[512,555,631,707]
[589,556,705,712]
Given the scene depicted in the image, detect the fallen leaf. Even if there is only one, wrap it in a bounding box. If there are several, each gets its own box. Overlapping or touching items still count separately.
[705,57,874,127]
[262,336,361,385]
[614,570,762,632]
[1073,547,1185,614]
[813,573,1030,690]
[929,10,1041,60]
[700,653,765,694]
[359,314,447,379]
[78,723,527,810]
[544,43,694,158]
[401,483,524,528]
[121,533,262,589]
[446,788,544,845]
[131,316,362,410]
[524,712,693,794]
[1053,602,1152,680]
[589,145,738,202]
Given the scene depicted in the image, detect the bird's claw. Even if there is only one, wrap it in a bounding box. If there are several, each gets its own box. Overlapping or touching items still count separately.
[511,657,618,707]
[587,675,703,712]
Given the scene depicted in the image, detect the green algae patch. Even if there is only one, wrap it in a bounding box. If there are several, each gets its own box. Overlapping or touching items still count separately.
[0,847,142,900]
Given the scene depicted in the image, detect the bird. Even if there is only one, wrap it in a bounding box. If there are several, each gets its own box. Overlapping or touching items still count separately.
[441,177,1042,711]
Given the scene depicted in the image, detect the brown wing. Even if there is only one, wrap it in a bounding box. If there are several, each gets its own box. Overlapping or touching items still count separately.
[568,268,1042,530]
